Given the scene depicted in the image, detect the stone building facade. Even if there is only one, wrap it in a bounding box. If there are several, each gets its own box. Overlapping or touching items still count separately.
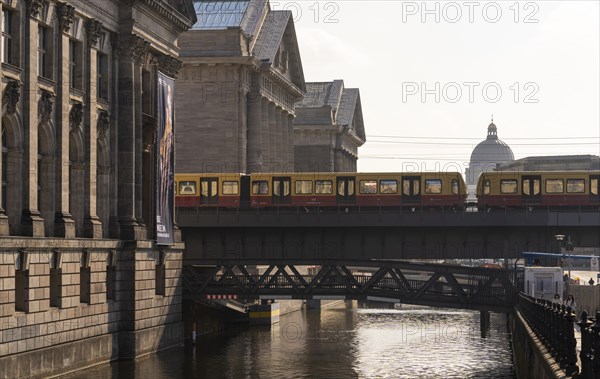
[496,155,600,172]
[175,0,306,174]
[294,80,366,172]
[0,0,195,377]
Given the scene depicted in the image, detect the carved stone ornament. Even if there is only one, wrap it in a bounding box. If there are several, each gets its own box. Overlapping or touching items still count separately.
[117,34,151,64]
[2,81,21,115]
[69,103,84,133]
[25,0,44,18]
[97,111,110,140]
[142,120,158,153]
[39,91,54,124]
[57,2,75,33]
[157,54,183,78]
[86,19,104,47]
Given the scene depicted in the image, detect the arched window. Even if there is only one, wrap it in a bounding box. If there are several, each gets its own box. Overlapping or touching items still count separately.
[69,130,84,237]
[38,121,56,236]
[1,115,23,235]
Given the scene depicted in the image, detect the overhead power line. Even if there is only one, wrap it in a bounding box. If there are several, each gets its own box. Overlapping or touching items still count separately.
[366,135,600,141]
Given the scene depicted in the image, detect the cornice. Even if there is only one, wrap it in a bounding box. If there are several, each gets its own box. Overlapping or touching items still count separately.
[141,0,194,32]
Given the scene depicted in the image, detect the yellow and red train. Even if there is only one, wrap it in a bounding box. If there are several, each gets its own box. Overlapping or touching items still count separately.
[175,170,600,210]
[476,170,600,209]
[176,172,467,210]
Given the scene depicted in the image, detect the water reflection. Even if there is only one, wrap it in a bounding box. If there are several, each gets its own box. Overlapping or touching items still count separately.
[62,303,514,379]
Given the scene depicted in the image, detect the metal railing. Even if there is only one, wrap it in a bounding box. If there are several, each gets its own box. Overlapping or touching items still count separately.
[517,293,579,376]
[577,311,600,378]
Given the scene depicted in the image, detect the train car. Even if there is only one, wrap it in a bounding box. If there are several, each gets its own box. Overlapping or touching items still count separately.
[175,173,247,208]
[249,172,467,209]
[476,171,600,209]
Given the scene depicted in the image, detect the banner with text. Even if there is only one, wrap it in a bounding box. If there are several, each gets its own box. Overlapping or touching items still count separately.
[156,72,174,245]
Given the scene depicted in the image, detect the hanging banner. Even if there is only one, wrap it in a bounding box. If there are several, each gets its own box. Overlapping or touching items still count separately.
[156,72,175,245]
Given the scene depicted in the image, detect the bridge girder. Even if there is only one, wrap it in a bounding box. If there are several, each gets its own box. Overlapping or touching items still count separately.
[182,261,523,313]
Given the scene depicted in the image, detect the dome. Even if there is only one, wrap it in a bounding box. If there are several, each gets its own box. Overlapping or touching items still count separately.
[469,121,514,163]
[465,120,514,185]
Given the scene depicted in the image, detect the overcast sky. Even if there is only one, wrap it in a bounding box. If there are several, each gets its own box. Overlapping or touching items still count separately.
[275,0,600,172]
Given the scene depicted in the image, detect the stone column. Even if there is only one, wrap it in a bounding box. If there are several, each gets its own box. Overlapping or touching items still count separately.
[260,98,270,172]
[246,91,263,173]
[53,2,76,237]
[21,0,44,236]
[83,19,104,238]
[116,33,148,240]
[0,1,6,235]
[269,104,278,172]
[272,106,284,172]
[238,84,247,173]
[287,114,295,171]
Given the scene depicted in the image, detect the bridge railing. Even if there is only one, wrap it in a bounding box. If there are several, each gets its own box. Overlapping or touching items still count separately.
[517,293,579,376]
[576,311,600,379]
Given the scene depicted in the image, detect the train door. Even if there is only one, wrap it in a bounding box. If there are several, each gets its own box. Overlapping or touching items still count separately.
[590,175,599,203]
[402,176,421,204]
[272,177,291,204]
[240,175,250,209]
[336,176,356,204]
[200,177,218,204]
[522,175,541,204]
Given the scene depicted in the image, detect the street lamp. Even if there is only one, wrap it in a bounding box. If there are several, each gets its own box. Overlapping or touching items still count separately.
[555,234,573,280]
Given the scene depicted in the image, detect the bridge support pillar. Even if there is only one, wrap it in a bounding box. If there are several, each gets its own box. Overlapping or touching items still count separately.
[480,310,491,337]
[249,303,281,325]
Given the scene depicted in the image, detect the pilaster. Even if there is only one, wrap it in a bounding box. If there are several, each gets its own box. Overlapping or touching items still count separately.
[115,33,149,240]
[21,1,44,237]
[268,102,277,172]
[54,1,76,238]
[260,97,270,173]
[247,93,263,173]
[0,1,6,236]
[287,114,295,170]
[83,19,104,238]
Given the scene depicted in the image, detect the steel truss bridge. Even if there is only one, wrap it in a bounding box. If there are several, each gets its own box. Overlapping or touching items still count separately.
[182,260,523,312]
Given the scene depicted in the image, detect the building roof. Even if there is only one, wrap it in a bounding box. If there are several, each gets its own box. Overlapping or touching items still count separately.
[192,0,250,30]
[296,80,366,143]
[469,121,514,163]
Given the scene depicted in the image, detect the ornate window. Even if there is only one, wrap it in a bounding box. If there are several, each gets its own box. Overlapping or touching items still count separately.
[97,53,109,99]
[69,39,83,90]
[2,8,16,65]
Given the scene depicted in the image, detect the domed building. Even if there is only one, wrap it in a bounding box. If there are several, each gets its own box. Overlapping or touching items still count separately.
[465,120,514,188]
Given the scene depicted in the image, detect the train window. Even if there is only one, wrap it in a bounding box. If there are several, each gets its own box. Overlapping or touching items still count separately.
[179,181,196,195]
[222,181,239,195]
[252,181,268,195]
[424,179,442,194]
[451,179,459,195]
[483,179,491,195]
[566,179,585,193]
[380,180,398,194]
[315,180,332,194]
[523,178,541,195]
[201,180,217,197]
[592,178,599,195]
[500,180,518,194]
[545,179,564,193]
[295,180,313,194]
[359,180,378,194]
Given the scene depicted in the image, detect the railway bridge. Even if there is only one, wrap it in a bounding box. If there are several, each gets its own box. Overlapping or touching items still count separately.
[177,208,600,262]
[177,207,598,312]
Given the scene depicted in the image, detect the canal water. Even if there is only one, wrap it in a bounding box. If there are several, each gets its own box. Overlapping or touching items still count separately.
[63,303,515,378]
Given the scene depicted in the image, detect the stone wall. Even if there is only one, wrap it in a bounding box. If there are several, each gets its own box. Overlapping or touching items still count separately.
[0,238,184,378]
